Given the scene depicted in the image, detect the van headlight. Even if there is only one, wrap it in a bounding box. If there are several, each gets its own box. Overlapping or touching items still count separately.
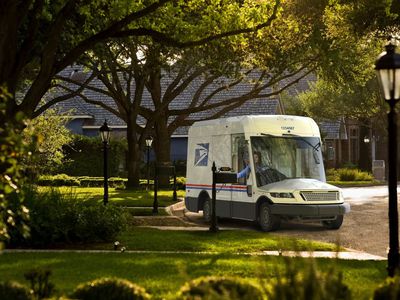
[270,192,294,198]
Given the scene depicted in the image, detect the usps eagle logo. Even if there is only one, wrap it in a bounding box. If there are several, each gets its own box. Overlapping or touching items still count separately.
[194,143,209,166]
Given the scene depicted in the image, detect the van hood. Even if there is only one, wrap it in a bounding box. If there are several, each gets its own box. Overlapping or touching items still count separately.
[258,178,340,192]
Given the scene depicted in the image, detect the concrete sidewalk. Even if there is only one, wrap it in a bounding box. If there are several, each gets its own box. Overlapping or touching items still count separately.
[2,248,385,261]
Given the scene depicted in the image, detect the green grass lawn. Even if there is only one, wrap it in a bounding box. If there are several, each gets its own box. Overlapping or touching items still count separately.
[0,252,387,299]
[54,227,338,253]
[38,186,185,207]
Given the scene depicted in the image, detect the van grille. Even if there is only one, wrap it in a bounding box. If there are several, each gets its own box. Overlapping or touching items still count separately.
[300,191,339,201]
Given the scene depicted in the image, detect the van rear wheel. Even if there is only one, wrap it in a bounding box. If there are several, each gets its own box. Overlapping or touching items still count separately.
[203,199,211,222]
[322,215,343,230]
[258,203,280,232]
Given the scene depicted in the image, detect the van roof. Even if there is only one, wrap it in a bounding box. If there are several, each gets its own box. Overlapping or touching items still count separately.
[189,115,320,137]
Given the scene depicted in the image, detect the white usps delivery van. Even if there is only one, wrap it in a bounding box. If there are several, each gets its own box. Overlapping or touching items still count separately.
[185,115,350,231]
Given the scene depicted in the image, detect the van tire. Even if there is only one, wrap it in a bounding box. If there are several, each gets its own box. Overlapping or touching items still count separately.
[322,215,343,230]
[203,199,211,223]
[258,203,280,231]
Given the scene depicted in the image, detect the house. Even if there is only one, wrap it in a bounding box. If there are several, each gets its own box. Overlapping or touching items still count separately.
[50,66,373,171]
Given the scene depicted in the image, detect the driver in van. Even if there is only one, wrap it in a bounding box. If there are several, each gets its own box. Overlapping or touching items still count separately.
[237,151,285,186]
[237,151,263,179]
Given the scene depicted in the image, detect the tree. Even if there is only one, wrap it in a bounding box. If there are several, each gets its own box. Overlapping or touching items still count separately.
[0,88,30,248]
[0,0,281,123]
[22,108,73,176]
[52,0,385,187]
[54,28,315,188]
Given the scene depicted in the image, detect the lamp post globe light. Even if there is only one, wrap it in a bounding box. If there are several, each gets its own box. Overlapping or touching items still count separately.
[145,136,153,191]
[99,120,111,205]
[375,42,400,277]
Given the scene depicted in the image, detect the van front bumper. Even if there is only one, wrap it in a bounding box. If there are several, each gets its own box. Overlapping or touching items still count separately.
[270,203,350,216]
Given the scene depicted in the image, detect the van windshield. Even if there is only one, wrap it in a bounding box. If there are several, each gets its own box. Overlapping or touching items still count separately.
[250,136,326,186]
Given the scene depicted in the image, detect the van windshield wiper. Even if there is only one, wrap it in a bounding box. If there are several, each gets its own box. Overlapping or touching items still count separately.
[282,133,321,152]
[282,133,321,164]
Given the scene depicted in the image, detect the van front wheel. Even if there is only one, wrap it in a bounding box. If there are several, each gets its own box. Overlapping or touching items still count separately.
[258,203,280,232]
[202,199,211,223]
[322,215,343,230]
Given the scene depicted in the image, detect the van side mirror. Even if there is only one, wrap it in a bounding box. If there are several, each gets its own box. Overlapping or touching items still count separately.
[247,185,252,197]
[313,149,320,164]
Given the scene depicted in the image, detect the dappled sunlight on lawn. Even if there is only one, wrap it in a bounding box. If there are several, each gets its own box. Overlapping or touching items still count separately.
[38,186,184,207]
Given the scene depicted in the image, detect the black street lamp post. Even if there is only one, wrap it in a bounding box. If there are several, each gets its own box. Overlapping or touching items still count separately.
[145,136,153,191]
[375,42,400,277]
[99,120,111,205]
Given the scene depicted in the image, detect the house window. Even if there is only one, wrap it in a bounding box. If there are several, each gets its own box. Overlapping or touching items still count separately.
[328,146,335,161]
[349,126,359,163]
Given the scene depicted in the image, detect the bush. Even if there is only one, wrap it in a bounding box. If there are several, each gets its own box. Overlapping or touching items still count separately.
[337,168,373,181]
[267,259,351,300]
[177,276,263,300]
[326,169,339,181]
[8,187,127,247]
[75,204,127,242]
[0,281,31,300]
[373,276,400,300]
[24,268,55,299]
[37,174,128,188]
[0,88,30,245]
[175,177,186,190]
[70,278,150,300]
[56,135,127,177]
[78,177,127,188]
[326,168,373,182]
[37,174,80,186]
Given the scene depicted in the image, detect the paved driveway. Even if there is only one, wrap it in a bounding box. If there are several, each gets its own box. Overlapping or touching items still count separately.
[183,185,397,257]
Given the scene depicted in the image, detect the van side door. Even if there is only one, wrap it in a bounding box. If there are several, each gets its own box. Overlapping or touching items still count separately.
[211,134,233,218]
[231,134,255,220]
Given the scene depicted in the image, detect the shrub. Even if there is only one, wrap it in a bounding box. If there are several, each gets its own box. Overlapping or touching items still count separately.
[175,177,186,190]
[326,169,339,181]
[8,187,127,247]
[373,276,400,300]
[75,204,127,242]
[70,277,150,300]
[0,281,31,300]
[24,268,55,299]
[267,258,351,300]
[78,177,127,188]
[337,168,373,182]
[177,276,263,300]
[37,174,80,186]
[56,135,127,177]
[0,88,30,245]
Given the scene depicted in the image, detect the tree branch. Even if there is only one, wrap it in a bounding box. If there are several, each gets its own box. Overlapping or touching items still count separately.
[56,0,172,72]
[33,72,98,117]
[113,0,280,48]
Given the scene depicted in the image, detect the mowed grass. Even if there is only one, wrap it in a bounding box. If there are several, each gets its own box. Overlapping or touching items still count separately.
[57,227,338,253]
[0,252,387,299]
[38,186,185,207]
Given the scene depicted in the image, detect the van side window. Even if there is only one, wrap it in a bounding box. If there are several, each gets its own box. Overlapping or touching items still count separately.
[232,134,247,185]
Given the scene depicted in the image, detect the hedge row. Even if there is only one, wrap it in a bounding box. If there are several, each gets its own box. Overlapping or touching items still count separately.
[37,174,127,188]
[37,174,187,189]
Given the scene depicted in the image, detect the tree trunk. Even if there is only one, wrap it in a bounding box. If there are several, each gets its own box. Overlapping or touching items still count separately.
[154,116,171,187]
[358,119,371,171]
[126,116,141,189]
